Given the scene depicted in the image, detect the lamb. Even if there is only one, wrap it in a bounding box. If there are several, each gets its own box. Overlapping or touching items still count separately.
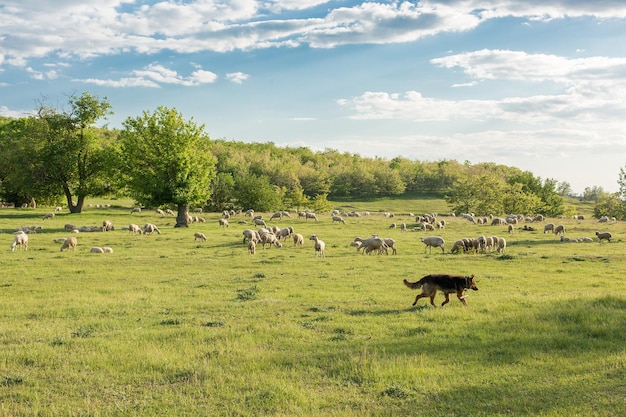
[10,232,28,251]
[219,218,229,228]
[248,240,256,254]
[553,224,565,236]
[43,212,55,220]
[420,236,445,254]
[381,237,397,255]
[309,234,325,257]
[102,220,114,232]
[595,231,612,242]
[60,237,77,252]
[496,237,507,253]
[332,215,346,224]
[143,223,161,235]
[293,233,304,246]
[128,224,142,235]
[194,232,208,242]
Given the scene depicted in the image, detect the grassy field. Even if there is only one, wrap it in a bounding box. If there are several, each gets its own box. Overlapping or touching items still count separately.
[0,197,625,416]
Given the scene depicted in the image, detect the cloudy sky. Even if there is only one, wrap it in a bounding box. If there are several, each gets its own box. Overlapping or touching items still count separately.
[2,1,626,194]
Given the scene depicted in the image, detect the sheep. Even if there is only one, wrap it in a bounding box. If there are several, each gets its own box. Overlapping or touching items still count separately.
[54,206,62,212]
[399,223,407,232]
[422,223,435,231]
[420,236,445,254]
[10,232,28,251]
[595,231,612,242]
[560,236,579,243]
[598,216,609,223]
[102,220,114,232]
[305,212,318,221]
[543,223,555,233]
[131,207,142,214]
[193,208,203,213]
[165,209,175,216]
[309,234,325,257]
[128,224,142,235]
[242,229,260,244]
[60,237,77,252]
[276,227,293,241]
[507,224,514,234]
[260,233,283,249]
[43,212,55,220]
[143,223,161,235]
[574,215,585,220]
[219,218,229,228]
[252,218,267,228]
[353,237,388,255]
[332,215,346,224]
[496,237,507,253]
[293,233,304,246]
[553,224,565,236]
[248,240,256,255]
[155,209,165,216]
[90,247,105,253]
[578,237,593,243]
[102,247,113,253]
[450,239,467,254]
[194,232,208,242]
[270,212,283,221]
[381,237,397,255]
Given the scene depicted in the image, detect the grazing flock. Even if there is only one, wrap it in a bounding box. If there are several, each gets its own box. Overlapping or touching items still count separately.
[4,205,618,261]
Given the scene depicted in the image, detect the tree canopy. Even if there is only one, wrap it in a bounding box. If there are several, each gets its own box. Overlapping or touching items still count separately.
[117,106,216,227]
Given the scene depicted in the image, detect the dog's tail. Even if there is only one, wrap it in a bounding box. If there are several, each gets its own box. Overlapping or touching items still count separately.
[403,278,423,289]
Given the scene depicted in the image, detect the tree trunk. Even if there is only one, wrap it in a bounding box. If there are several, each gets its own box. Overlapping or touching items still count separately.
[63,186,85,214]
[175,204,190,228]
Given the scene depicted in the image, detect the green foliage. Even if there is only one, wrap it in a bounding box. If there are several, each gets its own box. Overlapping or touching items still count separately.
[594,193,626,220]
[118,106,216,211]
[233,174,282,211]
[0,92,114,211]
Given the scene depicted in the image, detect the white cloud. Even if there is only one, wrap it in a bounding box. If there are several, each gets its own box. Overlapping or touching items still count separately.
[75,63,217,87]
[226,72,249,84]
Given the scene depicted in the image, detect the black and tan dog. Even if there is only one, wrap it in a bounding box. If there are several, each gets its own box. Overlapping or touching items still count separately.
[403,274,478,307]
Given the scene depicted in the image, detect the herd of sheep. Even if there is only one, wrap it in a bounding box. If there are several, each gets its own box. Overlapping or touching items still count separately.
[5,206,618,259]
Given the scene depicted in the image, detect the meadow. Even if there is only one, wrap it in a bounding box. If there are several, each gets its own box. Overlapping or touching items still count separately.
[0,197,625,416]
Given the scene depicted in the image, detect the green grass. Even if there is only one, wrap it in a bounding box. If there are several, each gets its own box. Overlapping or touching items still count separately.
[0,200,625,416]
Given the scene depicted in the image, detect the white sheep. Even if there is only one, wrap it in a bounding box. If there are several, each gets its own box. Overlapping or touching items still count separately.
[165,209,175,216]
[332,215,346,224]
[64,224,76,232]
[43,212,55,220]
[54,206,62,212]
[304,212,318,221]
[10,232,28,251]
[219,218,229,228]
[353,237,388,255]
[90,247,105,253]
[128,224,142,235]
[260,233,282,249]
[131,207,142,214]
[155,209,165,216]
[143,223,161,235]
[496,237,507,253]
[543,223,555,233]
[242,229,260,244]
[102,247,113,253]
[507,224,514,234]
[560,236,579,243]
[420,236,445,254]
[293,233,304,246]
[248,240,256,255]
[276,227,293,241]
[252,218,267,228]
[102,220,114,232]
[595,231,612,242]
[60,237,77,252]
[309,234,325,257]
[193,208,203,213]
[553,224,565,236]
[450,239,467,254]
[194,232,208,242]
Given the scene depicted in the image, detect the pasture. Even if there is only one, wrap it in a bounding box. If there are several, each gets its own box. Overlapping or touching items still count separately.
[1,199,625,416]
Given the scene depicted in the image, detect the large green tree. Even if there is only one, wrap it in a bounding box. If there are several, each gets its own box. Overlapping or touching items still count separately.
[0,93,114,212]
[118,107,216,227]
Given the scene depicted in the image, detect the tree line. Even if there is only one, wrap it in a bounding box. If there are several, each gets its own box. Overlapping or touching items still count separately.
[2,91,620,225]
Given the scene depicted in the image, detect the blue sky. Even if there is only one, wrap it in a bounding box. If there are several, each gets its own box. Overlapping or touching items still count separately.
[2,1,626,194]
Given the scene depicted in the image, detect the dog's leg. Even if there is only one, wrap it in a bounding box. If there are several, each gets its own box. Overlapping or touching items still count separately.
[457,290,468,306]
[429,294,436,306]
[412,293,427,306]
[441,293,450,307]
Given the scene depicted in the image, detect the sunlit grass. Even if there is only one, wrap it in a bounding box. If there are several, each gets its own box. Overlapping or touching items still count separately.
[0,198,625,415]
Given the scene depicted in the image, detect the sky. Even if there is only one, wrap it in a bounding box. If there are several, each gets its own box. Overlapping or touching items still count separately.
[2,1,626,195]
